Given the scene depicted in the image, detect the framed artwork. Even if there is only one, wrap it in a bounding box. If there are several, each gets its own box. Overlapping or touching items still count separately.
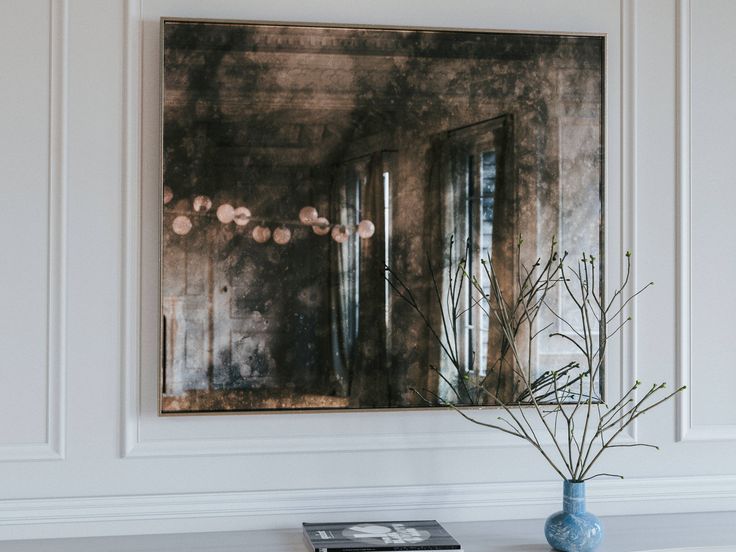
[159,18,604,414]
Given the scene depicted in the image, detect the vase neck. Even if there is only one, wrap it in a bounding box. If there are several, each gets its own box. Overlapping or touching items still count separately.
[563,480,586,514]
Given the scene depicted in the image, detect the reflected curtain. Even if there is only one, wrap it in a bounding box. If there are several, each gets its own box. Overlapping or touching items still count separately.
[327,153,388,405]
[328,162,359,397]
[351,152,388,406]
[482,120,517,404]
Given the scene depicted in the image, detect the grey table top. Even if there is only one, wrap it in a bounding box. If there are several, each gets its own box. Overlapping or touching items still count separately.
[2,512,735,551]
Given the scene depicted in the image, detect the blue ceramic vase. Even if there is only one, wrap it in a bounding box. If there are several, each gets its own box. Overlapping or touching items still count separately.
[544,480,603,552]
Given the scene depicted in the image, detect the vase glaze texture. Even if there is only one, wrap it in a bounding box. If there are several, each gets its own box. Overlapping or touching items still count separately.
[544,480,603,552]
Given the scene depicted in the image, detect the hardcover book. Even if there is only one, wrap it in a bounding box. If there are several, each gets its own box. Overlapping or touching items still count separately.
[302,520,462,552]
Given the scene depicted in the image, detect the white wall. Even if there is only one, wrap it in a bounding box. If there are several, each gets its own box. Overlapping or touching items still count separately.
[1,0,735,540]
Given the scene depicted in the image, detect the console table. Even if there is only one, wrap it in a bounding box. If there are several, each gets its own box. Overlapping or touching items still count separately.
[2,512,735,551]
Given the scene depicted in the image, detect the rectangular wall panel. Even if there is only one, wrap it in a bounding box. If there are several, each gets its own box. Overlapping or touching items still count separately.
[129,0,627,457]
[0,0,55,448]
[689,0,736,428]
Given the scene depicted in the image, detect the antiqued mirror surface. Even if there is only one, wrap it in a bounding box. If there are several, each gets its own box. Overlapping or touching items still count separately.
[160,19,604,413]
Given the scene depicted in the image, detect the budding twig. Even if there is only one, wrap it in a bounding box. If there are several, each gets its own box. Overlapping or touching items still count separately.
[385,238,685,481]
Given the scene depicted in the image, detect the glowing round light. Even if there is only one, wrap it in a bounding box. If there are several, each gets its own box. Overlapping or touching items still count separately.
[172,215,192,235]
[273,226,292,245]
[299,206,319,224]
[233,206,251,226]
[357,219,375,239]
[193,195,212,212]
[252,225,271,243]
[163,186,173,204]
[216,203,235,224]
[331,225,350,244]
[312,216,331,236]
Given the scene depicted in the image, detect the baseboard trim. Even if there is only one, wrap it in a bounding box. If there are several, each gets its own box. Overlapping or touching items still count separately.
[1,475,736,540]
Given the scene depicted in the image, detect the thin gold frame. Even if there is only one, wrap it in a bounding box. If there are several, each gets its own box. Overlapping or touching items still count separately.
[157,17,608,416]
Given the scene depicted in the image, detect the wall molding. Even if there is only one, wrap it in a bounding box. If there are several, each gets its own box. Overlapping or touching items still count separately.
[44,0,68,462]
[121,0,638,458]
[1,0,68,463]
[121,0,143,458]
[675,0,693,443]
[1,475,736,539]
[674,0,736,442]
[122,427,577,458]
[619,0,638,442]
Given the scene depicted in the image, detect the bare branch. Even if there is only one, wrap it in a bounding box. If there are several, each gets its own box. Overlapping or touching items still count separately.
[388,238,683,483]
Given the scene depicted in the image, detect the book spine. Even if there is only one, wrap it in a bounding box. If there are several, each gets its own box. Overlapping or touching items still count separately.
[314,544,462,552]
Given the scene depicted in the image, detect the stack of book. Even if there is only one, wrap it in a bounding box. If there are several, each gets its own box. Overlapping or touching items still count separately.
[302,520,463,552]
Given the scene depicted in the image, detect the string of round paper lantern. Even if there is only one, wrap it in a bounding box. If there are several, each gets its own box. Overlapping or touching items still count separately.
[164,188,375,245]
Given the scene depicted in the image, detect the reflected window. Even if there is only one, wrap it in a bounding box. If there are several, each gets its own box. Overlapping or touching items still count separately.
[468,150,497,376]
[445,116,513,387]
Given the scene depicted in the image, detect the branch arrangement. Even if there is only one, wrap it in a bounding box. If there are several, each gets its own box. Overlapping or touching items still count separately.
[386,238,685,481]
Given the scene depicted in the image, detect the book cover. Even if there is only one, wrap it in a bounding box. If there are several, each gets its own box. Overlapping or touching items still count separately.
[302,520,462,552]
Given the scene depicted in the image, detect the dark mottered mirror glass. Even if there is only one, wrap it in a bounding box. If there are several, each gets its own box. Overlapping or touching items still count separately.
[160,19,604,413]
